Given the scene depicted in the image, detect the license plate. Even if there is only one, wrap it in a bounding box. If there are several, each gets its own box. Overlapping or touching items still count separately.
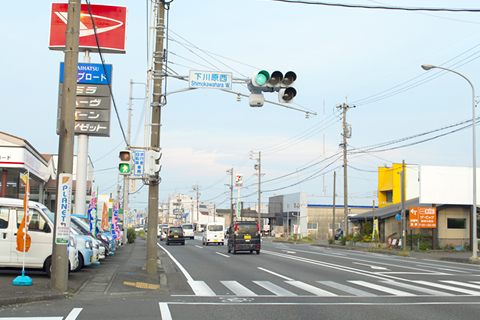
[174,235,178,238]
[244,235,251,239]
[214,239,218,242]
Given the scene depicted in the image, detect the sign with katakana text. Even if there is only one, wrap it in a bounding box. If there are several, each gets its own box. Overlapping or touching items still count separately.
[189,70,232,89]
[60,62,112,85]
[409,207,437,228]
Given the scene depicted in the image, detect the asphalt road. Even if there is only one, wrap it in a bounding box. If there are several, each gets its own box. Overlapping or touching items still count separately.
[1,236,480,320]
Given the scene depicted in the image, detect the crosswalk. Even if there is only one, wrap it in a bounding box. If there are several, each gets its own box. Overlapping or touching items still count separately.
[180,279,480,298]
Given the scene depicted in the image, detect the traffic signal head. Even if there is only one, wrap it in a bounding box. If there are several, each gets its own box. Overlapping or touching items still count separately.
[248,70,297,106]
[118,150,133,175]
[145,150,162,176]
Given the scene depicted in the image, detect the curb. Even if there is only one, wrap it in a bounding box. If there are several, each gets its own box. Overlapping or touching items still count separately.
[0,292,69,308]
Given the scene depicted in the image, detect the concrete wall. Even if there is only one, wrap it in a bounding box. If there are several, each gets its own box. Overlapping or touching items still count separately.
[437,206,470,247]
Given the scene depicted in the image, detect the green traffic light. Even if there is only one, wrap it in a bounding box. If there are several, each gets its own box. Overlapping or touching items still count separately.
[119,163,130,174]
[255,70,270,86]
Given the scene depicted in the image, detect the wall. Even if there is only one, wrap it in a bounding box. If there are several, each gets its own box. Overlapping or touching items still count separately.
[437,206,470,247]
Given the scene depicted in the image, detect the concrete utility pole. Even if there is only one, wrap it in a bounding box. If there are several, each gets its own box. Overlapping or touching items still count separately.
[257,152,262,228]
[146,1,165,275]
[122,79,134,246]
[401,160,406,250]
[336,102,354,238]
[51,0,80,292]
[332,171,336,240]
[226,168,234,223]
[193,184,200,226]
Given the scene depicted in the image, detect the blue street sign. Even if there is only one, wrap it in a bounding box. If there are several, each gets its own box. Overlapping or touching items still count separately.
[395,214,401,220]
[60,62,113,85]
[133,150,146,176]
[189,70,232,89]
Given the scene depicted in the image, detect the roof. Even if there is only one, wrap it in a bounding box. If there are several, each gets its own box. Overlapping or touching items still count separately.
[349,197,433,222]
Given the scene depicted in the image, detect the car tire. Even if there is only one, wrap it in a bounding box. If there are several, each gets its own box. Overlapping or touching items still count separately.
[250,250,253,253]
[73,253,84,272]
[166,242,170,245]
[45,257,52,278]
[182,241,185,245]
[256,250,260,255]
[233,249,237,255]
[206,242,209,246]
[227,246,231,253]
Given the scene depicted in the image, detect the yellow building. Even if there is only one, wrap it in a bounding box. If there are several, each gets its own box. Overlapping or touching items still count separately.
[378,163,419,208]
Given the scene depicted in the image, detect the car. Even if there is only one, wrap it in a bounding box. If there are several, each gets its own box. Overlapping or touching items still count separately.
[0,197,79,277]
[181,224,194,239]
[158,224,168,237]
[69,225,96,272]
[134,225,143,232]
[226,221,261,254]
[202,222,224,245]
[160,226,169,241]
[166,226,185,245]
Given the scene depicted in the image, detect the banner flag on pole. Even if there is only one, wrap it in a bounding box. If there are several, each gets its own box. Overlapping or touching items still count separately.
[101,203,109,231]
[16,171,31,252]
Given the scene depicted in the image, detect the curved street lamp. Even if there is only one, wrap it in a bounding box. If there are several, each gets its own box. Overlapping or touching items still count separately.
[422,64,478,260]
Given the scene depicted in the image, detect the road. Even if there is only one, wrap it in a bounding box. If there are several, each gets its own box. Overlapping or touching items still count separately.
[1,237,480,319]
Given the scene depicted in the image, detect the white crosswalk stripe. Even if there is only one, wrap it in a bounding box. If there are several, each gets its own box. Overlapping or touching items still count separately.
[221,281,258,296]
[253,281,298,296]
[184,279,480,297]
[349,280,415,296]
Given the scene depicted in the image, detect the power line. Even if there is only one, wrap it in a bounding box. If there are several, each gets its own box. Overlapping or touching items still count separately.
[270,0,480,12]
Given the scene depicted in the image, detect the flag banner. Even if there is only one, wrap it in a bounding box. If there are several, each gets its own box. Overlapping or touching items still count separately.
[55,174,72,244]
[16,172,31,252]
[87,189,97,236]
[101,203,109,231]
[112,203,121,239]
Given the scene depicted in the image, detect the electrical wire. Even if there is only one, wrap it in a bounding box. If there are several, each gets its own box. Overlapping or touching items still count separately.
[270,0,480,12]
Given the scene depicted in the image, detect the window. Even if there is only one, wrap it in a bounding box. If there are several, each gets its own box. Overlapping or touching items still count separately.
[208,225,223,231]
[447,218,466,229]
[307,223,318,230]
[328,223,340,230]
[17,210,49,232]
[0,208,9,229]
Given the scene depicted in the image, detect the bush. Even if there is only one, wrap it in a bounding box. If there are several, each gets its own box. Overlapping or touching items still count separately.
[419,242,430,251]
[328,238,334,244]
[299,237,315,243]
[339,235,347,246]
[127,227,136,243]
[138,229,146,238]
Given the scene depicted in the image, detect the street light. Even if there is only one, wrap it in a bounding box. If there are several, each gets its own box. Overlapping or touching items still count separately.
[422,64,478,260]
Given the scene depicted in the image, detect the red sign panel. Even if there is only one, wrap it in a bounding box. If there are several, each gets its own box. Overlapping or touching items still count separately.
[49,3,127,54]
[409,207,437,228]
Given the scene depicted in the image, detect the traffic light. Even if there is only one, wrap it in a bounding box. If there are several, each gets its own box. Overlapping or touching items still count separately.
[145,150,162,176]
[118,150,133,175]
[248,70,297,107]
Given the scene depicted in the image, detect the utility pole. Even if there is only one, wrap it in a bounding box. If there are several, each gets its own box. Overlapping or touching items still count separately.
[51,0,80,292]
[193,184,200,226]
[332,171,336,240]
[226,168,234,224]
[336,102,354,238]
[251,151,264,228]
[401,160,406,250]
[146,1,165,275]
[122,79,134,246]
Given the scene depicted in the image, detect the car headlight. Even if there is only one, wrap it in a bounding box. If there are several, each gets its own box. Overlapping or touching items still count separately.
[86,241,92,249]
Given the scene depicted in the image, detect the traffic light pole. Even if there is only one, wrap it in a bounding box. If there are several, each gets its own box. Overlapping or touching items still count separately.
[146,1,165,275]
[51,0,80,292]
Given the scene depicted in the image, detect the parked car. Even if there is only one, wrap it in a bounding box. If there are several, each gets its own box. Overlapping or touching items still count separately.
[226,221,261,254]
[69,225,96,272]
[202,222,224,245]
[0,197,78,277]
[166,226,185,245]
[70,216,106,258]
[181,224,195,239]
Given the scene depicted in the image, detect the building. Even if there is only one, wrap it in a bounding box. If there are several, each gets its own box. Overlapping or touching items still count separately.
[378,163,418,208]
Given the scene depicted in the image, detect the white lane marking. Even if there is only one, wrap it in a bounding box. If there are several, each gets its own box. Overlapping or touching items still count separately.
[161,301,480,306]
[158,242,216,296]
[286,280,337,296]
[381,280,453,296]
[221,281,258,296]
[353,262,390,270]
[413,280,480,295]
[257,267,294,281]
[65,309,83,320]
[195,245,203,249]
[0,318,62,320]
[349,280,415,296]
[215,252,230,258]
[282,250,296,254]
[157,243,194,282]
[318,281,376,297]
[416,265,468,273]
[188,280,216,296]
[254,281,297,296]
[159,303,172,320]
[440,280,480,290]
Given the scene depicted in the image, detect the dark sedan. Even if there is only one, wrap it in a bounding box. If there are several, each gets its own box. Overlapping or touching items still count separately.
[166,226,185,245]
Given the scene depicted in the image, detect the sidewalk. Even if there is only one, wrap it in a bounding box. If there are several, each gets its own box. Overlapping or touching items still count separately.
[0,237,164,307]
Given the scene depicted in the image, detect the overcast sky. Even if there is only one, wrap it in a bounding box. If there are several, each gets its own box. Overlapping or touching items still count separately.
[2,0,480,212]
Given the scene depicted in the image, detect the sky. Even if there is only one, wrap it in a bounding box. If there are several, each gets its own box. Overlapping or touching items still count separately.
[2,0,480,213]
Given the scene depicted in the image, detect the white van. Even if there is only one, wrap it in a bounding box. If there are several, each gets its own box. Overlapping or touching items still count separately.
[202,222,224,245]
[0,197,78,277]
[182,224,195,239]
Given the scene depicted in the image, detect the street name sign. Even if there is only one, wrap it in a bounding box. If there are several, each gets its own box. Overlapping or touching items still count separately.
[189,70,232,89]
